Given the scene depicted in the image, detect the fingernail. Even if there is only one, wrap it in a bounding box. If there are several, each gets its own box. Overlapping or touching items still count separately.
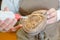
[19,24,23,26]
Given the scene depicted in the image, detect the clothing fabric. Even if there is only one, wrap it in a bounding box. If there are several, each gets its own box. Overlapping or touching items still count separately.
[1,0,60,21]
[1,0,60,40]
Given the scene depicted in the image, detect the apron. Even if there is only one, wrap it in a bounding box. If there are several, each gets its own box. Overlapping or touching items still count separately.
[44,20,60,40]
[17,20,60,40]
[19,0,59,16]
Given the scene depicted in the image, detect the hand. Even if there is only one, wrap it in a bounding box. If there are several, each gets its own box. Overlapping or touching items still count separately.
[0,7,22,32]
[0,18,22,32]
[47,8,57,24]
[9,24,22,32]
[0,18,17,32]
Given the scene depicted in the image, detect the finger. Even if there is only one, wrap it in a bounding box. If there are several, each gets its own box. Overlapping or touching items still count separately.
[1,18,12,29]
[4,19,17,31]
[47,16,57,24]
[4,7,9,11]
[47,8,56,15]
[15,14,21,20]
[49,11,57,16]
[10,24,22,32]
[47,12,57,19]
[14,24,22,29]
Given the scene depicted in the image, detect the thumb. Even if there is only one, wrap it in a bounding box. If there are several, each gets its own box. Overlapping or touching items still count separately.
[10,24,22,32]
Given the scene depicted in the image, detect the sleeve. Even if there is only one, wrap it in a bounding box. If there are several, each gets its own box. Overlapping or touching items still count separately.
[1,0,20,13]
[57,9,60,21]
[57,0,60,21]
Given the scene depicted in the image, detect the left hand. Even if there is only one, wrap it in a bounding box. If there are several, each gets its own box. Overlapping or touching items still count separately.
[47,8,57,24]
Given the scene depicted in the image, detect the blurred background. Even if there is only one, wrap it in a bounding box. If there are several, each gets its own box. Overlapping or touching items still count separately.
[0,0,2,10]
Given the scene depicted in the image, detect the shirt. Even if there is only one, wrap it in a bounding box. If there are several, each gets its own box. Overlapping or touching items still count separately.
[1,0,21,13]
[1,0,60,21]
